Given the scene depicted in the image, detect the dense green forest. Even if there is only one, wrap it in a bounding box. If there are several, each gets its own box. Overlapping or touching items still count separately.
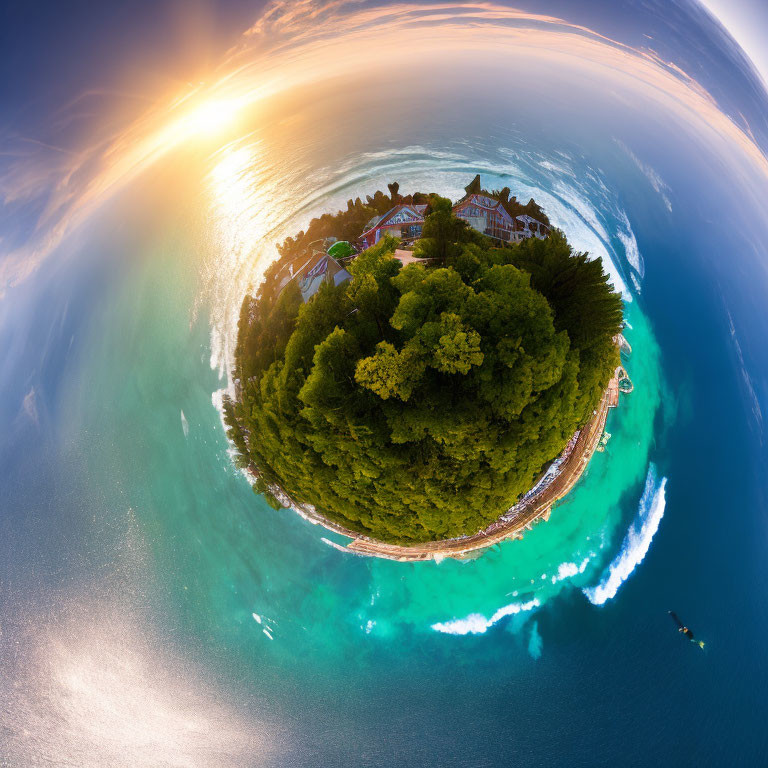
[225,189,622,544]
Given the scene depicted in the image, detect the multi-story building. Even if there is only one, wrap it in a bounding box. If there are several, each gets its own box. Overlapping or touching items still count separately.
[359,195,550,250]
[359,204,428,248]
[453,193,516,242]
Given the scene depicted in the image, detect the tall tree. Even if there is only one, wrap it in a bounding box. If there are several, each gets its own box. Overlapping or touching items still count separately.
[465,174,482,195]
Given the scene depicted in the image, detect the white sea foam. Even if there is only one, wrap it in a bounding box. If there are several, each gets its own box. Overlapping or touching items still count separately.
[552,181,612,244]
[211,388,257,485]
[550,556,592,584]
[431,598,540,635]
[21,386,39,425]
[320,536,355,553]
[726,310,764,438]
[538,159,574,176]
[583,466,667,605]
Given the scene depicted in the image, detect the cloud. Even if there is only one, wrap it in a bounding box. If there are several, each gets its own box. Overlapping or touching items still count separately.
[21,386,39,425]
[615,139,673,212]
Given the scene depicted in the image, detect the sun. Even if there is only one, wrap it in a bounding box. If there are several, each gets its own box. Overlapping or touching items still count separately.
[183,98,243,137]
[169,98,243,141]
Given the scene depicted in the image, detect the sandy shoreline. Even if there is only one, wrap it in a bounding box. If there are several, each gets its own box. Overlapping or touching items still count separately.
[248,383,616,562]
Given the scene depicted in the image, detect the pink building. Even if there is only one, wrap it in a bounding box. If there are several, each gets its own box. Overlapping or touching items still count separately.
[359,195,550,249]
[453,193,516,242]
[359,204,428,248]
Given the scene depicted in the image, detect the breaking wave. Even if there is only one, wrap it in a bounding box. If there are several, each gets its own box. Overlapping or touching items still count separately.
[583,465,667,605]
[431,598,540,635]
[550,556,592,584]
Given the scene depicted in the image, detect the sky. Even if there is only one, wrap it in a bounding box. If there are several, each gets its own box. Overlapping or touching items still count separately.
[0,1,255,122]
[701,0,768,86]
[0,1,764,123]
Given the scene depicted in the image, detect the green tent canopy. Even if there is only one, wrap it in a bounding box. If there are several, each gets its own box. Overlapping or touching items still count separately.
[327,240,355,259]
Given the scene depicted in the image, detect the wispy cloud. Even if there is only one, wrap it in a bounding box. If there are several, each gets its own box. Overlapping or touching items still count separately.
[615,139,673,212]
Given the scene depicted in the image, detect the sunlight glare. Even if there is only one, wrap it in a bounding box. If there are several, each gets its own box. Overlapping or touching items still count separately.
[177,97,246,140]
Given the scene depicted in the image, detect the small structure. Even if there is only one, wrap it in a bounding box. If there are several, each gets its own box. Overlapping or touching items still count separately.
[297,253,351,302]
[275,247,351,303]
[515,214,550,240]
[327,240,356,260]
[607,365,633,409]
[617,366,634,394]
[359,204,428,248]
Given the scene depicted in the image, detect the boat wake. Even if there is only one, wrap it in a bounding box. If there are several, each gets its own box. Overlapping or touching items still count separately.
[583,464,667,605]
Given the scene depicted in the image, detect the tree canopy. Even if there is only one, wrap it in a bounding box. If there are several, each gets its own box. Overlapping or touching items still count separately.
[226,193,622,544]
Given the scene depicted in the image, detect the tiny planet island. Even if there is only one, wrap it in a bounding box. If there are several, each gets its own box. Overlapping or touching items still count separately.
[224,176,630,560]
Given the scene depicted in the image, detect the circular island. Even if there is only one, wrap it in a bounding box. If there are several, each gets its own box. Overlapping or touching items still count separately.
[223,177,627,560]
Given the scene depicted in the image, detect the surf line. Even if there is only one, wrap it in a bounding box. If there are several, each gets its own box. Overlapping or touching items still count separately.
[583,464,667,605]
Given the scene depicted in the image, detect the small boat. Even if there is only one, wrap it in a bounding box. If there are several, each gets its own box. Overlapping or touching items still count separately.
[668,610,705,649]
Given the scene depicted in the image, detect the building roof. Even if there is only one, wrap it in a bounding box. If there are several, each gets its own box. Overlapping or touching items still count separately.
[457,193,506,211]
[297,254,351,301]
[516,214,540,223]
[327,240,355,259]
[360,204,427,239]
[333,267,352,286]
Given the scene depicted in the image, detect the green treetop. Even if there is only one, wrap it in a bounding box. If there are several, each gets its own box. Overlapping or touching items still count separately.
[226,196,622,544]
